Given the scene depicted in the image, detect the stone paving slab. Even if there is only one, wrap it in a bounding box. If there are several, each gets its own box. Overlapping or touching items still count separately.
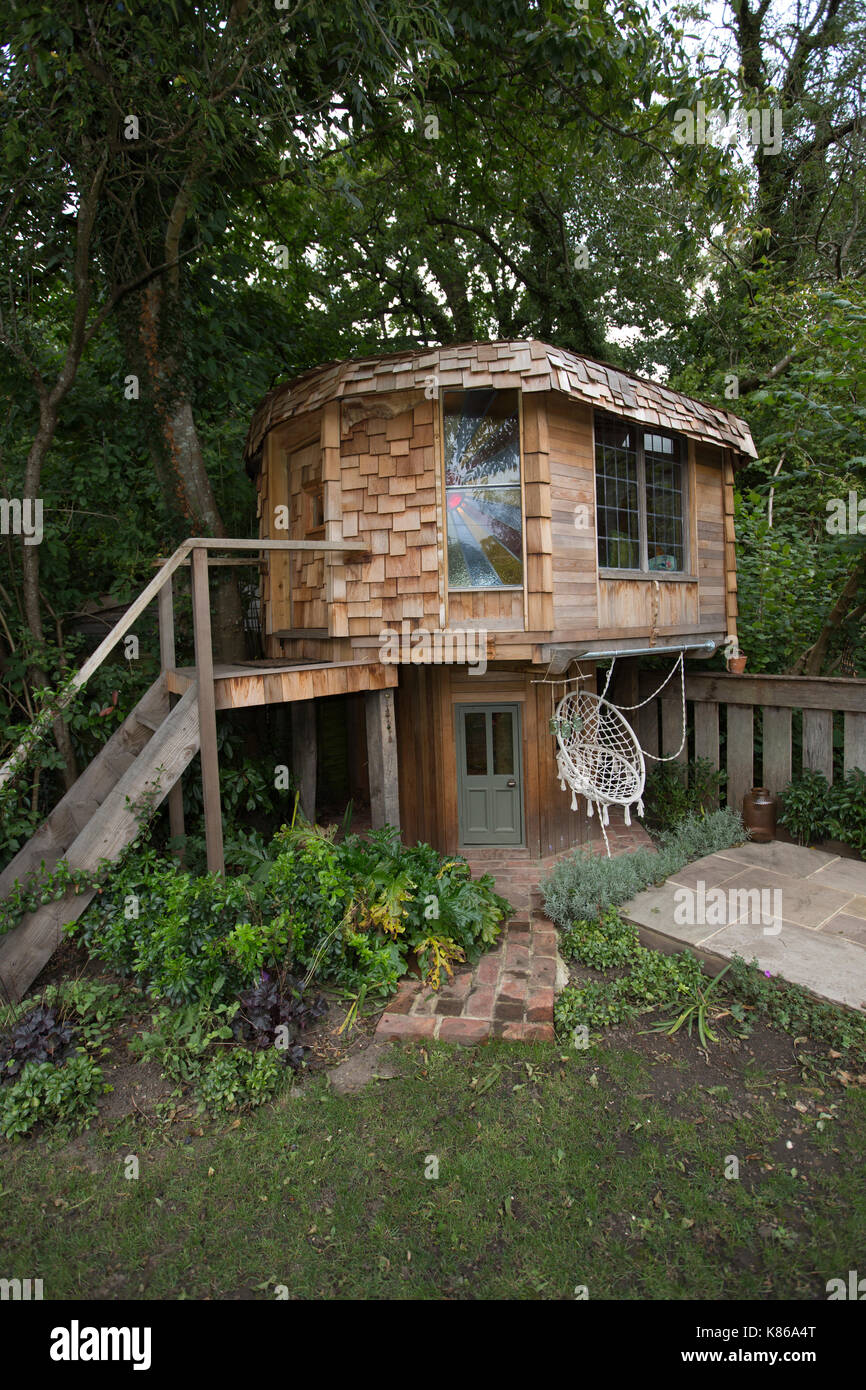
[714,840,839,877]
[806,858,866,896]
[699,917,866,1012]
[621,842,866,1012]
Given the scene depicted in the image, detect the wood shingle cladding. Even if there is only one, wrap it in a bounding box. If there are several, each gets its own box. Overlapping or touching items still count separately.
[244,339,757,469]
[249,340,755,663]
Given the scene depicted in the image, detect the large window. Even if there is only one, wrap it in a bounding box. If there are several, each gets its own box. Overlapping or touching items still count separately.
[444,389,523,589]
[594,413,686,572]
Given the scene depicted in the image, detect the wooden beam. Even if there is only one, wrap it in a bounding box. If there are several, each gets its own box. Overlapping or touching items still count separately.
[365,687,400,830]
[290,701,317,820]
[661,695,688,768]
[693,701,720,802]
[762,705,792,796]
[655,671,866,713]
[726,704,753,815]
[802,708,834,784]
[844,711,866,776]
[158,575,185,851]
[191,547,224,874]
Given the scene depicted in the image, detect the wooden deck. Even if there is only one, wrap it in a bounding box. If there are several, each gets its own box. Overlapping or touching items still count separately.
[167,657,397,710]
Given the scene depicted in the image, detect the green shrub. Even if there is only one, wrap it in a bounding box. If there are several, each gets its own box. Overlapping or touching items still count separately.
[779,770,834,845]
[826,769,866,858]
[75,824,512,1007]
[76,860,290,1005]
[643,758,727,835]
[0,1053,109,1140]
[193,1048,286,1114]
[559,906,641,969]
[129,997,241,1083]
[542,808,746,927]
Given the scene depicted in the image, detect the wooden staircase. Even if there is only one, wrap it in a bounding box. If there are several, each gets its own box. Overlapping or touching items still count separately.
[0,536,371,1005]
[0,678,200,1003]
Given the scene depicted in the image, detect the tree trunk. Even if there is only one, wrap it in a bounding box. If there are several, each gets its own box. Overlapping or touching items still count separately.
[790,555,866,675]
[21,405,79,789]
[131,281,248,663]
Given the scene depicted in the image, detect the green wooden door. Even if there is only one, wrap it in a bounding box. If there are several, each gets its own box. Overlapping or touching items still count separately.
[456,704,523,846]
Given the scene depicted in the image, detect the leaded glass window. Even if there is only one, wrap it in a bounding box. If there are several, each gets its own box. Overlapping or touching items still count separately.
[444,389,523,589]
[594,412,686,572]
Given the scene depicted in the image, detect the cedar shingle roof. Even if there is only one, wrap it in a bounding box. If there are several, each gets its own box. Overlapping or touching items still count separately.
[243,340,757,465]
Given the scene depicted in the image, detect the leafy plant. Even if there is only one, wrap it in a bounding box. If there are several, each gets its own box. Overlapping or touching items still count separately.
[826,769,866,858]
[643,758,727,835]
[414,937,466,991]
[779,770,834,845]
[233,973,326,1067]
[559,906,641,969]
[194,1048,286,1115]
[644,963,733,1049]
[129,996,240,1084]
[0,1054,109,1140]
[0,1004,78,1081]
[779,768,866,856]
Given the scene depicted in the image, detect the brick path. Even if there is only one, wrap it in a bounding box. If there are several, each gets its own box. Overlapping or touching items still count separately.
[376,918,560,1044]
[376,812,654,1046]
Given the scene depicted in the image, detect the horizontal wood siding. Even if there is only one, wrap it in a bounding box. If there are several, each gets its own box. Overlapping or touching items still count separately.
[597,577,699,631]
[448,591,523,629]
[548,396,597,633]
[695,442,726,631]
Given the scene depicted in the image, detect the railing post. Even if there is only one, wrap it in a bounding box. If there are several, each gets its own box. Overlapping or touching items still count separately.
[191,546,224,874]
[157,572,186,855]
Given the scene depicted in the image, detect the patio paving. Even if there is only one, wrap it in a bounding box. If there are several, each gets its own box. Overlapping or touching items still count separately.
[621,841,866,1012]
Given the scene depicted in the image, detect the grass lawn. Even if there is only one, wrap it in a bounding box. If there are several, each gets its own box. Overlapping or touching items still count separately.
[2,1029,865,1300]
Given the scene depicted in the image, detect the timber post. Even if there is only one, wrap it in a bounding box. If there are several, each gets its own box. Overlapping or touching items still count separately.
[365,687,400,830]
[191,546,224,874]
[157,572,186,853]
[290,700,317,821]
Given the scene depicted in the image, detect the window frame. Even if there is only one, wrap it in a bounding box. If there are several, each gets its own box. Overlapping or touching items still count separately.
[593,410,692,578]
[441,387,526,594]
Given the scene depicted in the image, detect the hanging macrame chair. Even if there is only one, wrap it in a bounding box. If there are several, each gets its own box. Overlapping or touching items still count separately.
[554,688,646,827]
[553,652,687,856]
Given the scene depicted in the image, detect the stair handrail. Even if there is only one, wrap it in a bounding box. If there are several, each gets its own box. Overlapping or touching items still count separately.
[0,536,368,795]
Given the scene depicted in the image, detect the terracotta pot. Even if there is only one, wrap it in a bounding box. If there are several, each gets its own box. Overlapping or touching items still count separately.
[728,654,747,674]
[743,786,776,842]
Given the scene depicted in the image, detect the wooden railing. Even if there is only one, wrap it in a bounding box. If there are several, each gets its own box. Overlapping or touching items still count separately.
[0,539,368,872]
[636,670,866,812]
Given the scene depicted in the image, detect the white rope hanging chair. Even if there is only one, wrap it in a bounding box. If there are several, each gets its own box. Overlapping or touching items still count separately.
[551,652,687,856]
[554,687,646,831]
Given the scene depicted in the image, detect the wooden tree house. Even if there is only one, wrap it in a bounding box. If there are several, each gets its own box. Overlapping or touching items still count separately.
[244,339,755,862]
[0,340,755,1001]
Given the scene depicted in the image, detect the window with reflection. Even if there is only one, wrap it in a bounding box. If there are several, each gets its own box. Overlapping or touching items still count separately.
[444,389,523,589]
[594,412,686,572]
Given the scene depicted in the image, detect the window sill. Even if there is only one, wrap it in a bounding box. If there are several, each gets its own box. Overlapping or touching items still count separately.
[598,569,697,583]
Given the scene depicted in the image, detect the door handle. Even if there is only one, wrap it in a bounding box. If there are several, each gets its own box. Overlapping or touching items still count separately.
[506,779,516,787]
